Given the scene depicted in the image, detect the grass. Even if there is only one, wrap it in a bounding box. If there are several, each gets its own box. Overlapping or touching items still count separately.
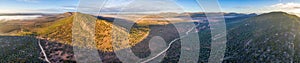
[224,12,300,62]
[136,15,171,26]
[0,12,151,52]
[0,36,43,62]
[31,13,150,52]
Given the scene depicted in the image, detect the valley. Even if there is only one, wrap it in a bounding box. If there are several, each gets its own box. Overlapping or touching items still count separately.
[1,12,300,63]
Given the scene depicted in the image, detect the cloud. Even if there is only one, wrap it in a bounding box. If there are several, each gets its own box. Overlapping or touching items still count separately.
[17,0,39,3]
[32,9,61,12]
[111,0,182,12]
[0,9,56,13]
[271,3,300,9]
[28,7,78,13]
[234,6,252,9]
[61,6,77,12]
[76,0,184,14]
[269,3,300,16]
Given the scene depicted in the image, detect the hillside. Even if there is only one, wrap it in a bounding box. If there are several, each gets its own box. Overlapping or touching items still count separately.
[0,36,44,62]
[30,12,150,52]
[224,12,300,62]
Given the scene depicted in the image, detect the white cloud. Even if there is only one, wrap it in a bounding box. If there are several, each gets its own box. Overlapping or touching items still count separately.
[235,3,300,16]
[61,6,77,12]
[271,3,300,9]
[76,0,184,14]
[17,0,39,3]
[270,3,300,16]
[0,8,64,13]
[113,0,182,12]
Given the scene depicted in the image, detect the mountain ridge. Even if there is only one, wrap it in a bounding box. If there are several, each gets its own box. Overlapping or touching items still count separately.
[17,12,150,52]
[224,11,300,62]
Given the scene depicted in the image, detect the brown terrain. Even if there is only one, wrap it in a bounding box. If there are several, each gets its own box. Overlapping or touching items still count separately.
[39,23,192,63]
[0,12,203,63]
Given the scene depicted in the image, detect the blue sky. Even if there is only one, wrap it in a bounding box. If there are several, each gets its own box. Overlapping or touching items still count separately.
[0,0,300,14]
[0,0,78,13]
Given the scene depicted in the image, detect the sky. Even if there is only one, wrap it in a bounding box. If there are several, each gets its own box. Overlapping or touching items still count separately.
[0,0,300,15]
[0,0,78,13]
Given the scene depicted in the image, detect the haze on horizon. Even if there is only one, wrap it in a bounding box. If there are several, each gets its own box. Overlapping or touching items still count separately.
[0,0,299,16]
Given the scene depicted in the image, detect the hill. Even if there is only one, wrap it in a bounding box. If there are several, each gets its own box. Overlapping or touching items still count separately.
[0,12,72,35]
[0,12,150,52]
[0,36,44,62]
[22,12,150,52]
[224,12,300,62]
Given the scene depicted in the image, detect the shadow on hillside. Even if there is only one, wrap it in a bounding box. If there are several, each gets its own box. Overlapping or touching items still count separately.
[97,16,139,29]
[0,36,76,63]
[96,16,182,62]
[0,36,44,62]
[95,23,182,63]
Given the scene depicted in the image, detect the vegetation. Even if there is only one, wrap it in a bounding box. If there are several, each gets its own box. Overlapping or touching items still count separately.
[0,22,21,34]
[0,36,43,62]
[223,12,300,62]
[3,11,300,62]
[0,12,150,52]
[29,13,150,52]
[136,15,171,26]
[193,12,300,62]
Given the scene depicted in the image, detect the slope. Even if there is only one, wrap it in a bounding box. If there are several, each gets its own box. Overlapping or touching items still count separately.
[224,12,300,62]
[34,12,150,52]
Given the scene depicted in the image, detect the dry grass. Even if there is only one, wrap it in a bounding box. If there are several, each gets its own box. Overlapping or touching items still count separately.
[35,13,150,52]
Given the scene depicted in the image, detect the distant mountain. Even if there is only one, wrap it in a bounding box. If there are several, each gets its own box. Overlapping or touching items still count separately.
[3,11,300,62]
[0,13,46,16]
[187,12,257,18]
[224,12,300,62]
[0,12,72,35]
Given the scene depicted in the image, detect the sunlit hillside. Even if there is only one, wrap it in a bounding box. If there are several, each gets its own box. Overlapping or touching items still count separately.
[32,13,150,52]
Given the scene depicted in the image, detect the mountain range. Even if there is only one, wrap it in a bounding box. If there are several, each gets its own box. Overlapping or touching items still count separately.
[224,12,300,62]
[1,11,300,62]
